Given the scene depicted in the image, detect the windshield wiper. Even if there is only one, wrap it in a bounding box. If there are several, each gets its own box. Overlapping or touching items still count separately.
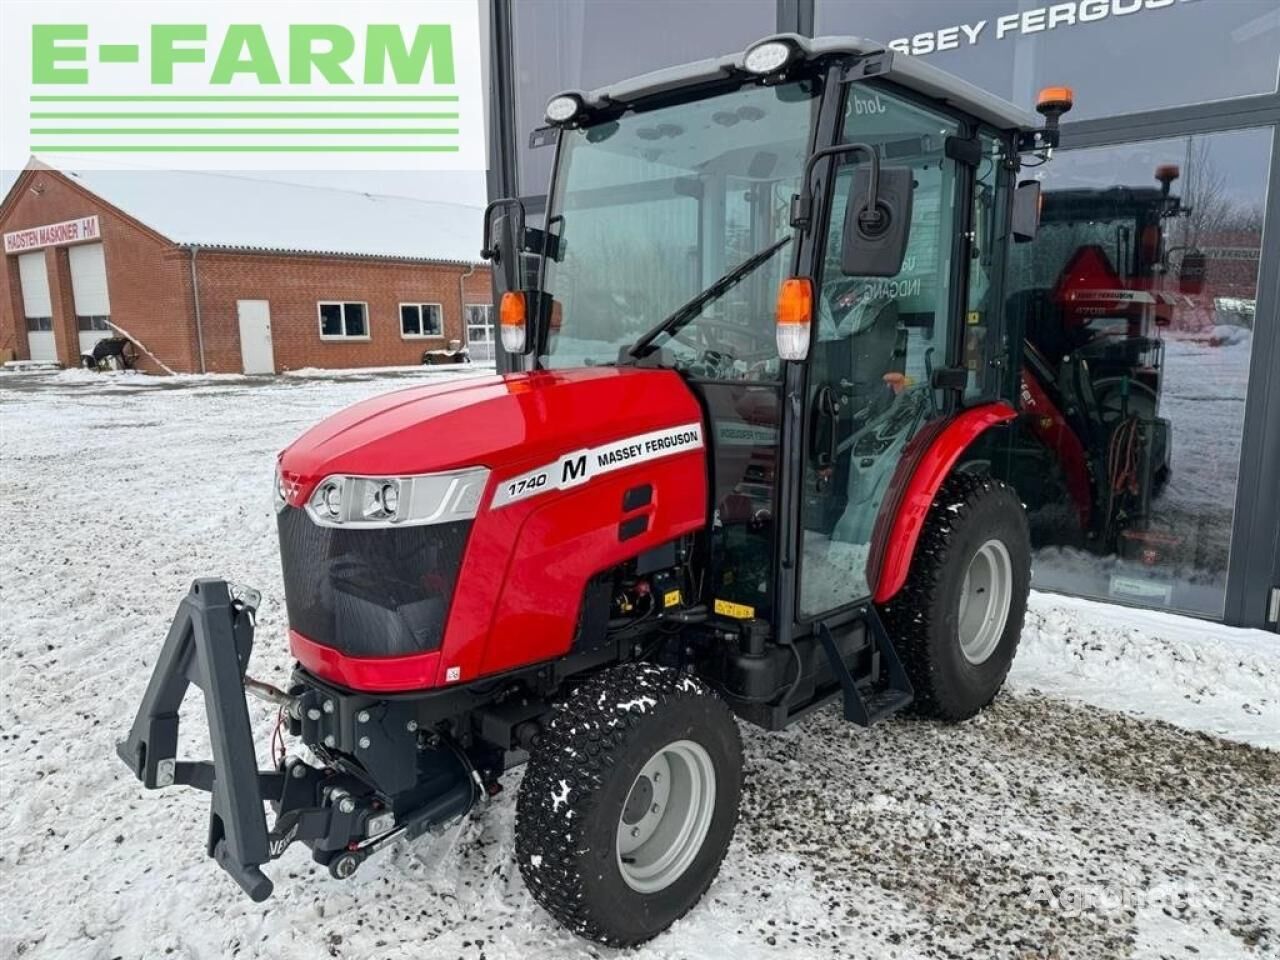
[628,235,791,360]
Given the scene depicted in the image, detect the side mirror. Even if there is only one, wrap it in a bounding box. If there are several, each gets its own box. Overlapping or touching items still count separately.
[1012,180,1041,243]
[1179,249,1206,295]
[840,166,913,277]
[481,197,527,291]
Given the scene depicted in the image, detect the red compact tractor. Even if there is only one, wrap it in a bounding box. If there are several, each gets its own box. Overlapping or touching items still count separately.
[120,35,1068,946]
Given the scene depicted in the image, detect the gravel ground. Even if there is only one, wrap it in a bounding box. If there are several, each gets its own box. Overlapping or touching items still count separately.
[1,368,1277,960]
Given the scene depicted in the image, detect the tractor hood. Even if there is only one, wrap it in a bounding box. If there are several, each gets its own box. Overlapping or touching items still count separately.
[277,367,705,507]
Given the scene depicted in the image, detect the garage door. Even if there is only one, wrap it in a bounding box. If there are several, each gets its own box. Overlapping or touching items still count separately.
[18,252,56,362]
[70,243,113,357]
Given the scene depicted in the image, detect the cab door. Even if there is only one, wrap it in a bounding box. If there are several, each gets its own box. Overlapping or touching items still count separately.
[798,85,965,618]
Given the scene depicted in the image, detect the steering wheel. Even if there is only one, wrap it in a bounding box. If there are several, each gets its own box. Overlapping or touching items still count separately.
[669,319,776,364]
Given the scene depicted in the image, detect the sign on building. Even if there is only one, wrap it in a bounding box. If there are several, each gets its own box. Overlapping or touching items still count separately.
[3,215,101,253]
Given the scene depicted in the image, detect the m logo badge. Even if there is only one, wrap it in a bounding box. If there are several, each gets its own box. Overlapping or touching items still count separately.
[561,453,590,487]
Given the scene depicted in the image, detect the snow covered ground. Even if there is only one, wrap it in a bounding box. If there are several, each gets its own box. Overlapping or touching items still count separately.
[1,368,1277,960]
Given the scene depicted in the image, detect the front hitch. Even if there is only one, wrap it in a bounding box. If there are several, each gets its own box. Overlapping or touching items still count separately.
[116,579,475,900]
[117,579,282,899]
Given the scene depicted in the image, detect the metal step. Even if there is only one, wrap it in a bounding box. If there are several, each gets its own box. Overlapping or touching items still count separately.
[816,608,914,727]
[858,686,915,726]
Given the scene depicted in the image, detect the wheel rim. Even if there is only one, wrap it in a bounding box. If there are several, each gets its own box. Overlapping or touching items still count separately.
[957,538,1013,665]
[615,739,717,894]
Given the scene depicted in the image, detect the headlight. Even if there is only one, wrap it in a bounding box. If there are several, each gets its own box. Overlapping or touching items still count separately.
[274,462,289,512]
[743,40,795,75]
[303,467,490,529]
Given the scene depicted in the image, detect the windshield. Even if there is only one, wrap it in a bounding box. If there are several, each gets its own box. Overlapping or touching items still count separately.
[538,79,821,381]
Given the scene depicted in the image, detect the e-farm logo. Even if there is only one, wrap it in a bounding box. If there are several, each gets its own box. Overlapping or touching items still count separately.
[0,0,486,171]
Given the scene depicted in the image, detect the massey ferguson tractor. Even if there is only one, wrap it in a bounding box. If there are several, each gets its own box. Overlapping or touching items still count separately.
[119,35,1070,946]
[1003,168,1195,563]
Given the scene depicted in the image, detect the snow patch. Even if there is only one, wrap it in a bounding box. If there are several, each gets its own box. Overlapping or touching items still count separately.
[1012,591,1280,749]
[550,780,571,813]
[615,696,657,714]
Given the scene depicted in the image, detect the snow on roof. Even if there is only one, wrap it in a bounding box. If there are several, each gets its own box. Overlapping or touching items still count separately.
[32,158,485,264]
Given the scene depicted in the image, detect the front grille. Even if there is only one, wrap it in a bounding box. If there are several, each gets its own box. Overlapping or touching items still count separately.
[277,506,470,658]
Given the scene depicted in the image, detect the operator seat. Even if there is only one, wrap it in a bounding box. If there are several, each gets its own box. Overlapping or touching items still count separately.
[812,286,905,546]
[816,284,902,407]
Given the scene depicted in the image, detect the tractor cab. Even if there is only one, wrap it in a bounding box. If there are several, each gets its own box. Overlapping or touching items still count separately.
[1010,167,1194,415]
[485,34,1059,725]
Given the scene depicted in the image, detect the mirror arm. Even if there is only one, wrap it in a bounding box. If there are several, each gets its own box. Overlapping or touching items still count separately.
[791,142,880,231]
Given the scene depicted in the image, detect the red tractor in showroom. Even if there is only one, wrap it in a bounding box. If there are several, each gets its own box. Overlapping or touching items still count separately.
[119,34,1070,946]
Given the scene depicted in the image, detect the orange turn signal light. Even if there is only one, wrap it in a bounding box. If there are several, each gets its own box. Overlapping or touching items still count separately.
[500,291,526,327]
[775,277,813,361]
[775,277,813,326]
[499,291,530,353]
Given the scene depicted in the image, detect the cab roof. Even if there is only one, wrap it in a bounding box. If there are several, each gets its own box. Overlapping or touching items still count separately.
[563,33,1040,134]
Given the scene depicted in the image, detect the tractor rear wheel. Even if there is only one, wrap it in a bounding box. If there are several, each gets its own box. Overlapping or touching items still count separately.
[515,663,743,946]
[880,472,1030,722]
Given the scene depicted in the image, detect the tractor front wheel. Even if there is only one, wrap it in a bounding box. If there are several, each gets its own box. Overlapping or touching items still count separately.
[515,663,743,947]
[880,472,1031,721]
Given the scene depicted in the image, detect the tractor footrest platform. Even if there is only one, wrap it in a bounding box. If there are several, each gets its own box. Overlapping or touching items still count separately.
[817,608,913,726]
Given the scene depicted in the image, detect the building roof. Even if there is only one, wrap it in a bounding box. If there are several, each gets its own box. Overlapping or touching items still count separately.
[17,158,485,265]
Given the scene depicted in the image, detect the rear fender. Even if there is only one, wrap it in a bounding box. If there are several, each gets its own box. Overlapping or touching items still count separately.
[870,403,1017,604]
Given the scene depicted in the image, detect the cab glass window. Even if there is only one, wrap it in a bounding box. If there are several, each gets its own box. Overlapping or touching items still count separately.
[800,85,961,616]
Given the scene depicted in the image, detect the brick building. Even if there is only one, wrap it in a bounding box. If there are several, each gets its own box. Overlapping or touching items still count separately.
[0,159,494,374]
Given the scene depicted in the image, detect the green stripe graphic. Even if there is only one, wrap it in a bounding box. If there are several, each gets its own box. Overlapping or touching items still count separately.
[32,128,460,136]
[31,112,458,119]
[28,145,462,153]
[30,95,459,102]
[26,94,466,155]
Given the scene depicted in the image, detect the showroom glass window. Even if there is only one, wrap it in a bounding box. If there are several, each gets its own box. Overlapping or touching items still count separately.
[1006,128,1272,618]
[510,0,775,193]
[815,1,1279,120]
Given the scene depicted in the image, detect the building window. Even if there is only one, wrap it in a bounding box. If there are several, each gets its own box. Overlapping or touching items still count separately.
[400,303,444,338]
[25,316,53,332]
[318,302,368,340]
[77,315,111,332]
[465,304,495,362]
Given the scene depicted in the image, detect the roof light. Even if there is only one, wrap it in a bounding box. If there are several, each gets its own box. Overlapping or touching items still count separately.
[775,277,812,361]
[545,94,583,125]
[1035,86,1074,118]
[500,291,528,353]
[743,40,795,76]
